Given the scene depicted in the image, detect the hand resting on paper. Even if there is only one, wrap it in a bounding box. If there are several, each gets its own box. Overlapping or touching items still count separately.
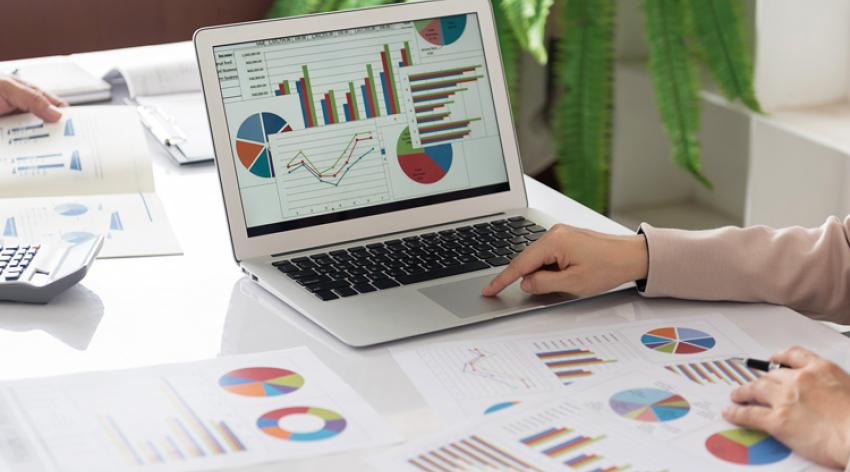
[0,75,67,122]
[482,224,649,297]
[724,346,850,469]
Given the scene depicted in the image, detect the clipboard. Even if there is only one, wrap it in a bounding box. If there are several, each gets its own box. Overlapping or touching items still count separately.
[134,94,215,165]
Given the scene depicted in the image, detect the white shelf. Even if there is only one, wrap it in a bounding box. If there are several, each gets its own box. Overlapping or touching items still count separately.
[758,101,850,158]
[612,200,740,232]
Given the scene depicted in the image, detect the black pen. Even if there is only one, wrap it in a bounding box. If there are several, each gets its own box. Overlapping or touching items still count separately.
[732,357,791,372]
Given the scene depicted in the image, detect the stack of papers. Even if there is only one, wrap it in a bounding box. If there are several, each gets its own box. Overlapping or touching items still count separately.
[381,314,820,471]
[15,62,111,105]
[106,60,214,164]
[0,347,399,471]
[0,106,181,258]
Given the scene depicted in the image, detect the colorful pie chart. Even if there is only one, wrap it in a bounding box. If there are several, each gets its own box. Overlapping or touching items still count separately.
[706,428,791,465]
[235,112,293,179]
[609,388,690,422]
[257,406,347,441]
[219,367,304,397]
[415,15,467,46]
[397,127,452,184]
[641,327,716,354]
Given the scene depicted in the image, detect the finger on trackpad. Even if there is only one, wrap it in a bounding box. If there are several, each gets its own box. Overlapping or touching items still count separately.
[419,274,575,319]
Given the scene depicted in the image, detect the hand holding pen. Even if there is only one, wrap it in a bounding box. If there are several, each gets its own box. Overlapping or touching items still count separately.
[723,346,850,469]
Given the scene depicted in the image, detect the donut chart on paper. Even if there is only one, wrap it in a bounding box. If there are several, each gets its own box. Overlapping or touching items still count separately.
[257,406,347,441]
[609,388,690,422]
[705,428,791,465]
[641,327,716,354]
[219,367,304,397]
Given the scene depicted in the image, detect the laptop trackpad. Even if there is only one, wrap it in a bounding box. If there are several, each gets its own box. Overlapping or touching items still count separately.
[419,274,576,319]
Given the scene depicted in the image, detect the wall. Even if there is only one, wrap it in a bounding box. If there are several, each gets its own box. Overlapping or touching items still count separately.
[0,0,274,60]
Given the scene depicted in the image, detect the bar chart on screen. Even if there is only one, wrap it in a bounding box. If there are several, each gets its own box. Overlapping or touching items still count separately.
[399,60,493,149]
[220,26,412,124]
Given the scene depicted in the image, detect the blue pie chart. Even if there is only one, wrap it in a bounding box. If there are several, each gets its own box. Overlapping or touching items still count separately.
[55,203,88,217]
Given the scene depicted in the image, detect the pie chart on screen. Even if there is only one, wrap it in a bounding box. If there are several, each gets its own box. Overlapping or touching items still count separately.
[235,112,293,178]
[397,127,452,184]
[415,15,467,46]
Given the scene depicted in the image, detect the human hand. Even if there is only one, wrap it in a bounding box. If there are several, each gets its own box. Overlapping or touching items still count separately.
[0,75,67,122]
[723,346,850,469]
[482,224,649,297]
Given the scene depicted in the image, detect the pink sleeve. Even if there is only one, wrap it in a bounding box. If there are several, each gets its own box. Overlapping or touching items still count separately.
[639,216,850,321]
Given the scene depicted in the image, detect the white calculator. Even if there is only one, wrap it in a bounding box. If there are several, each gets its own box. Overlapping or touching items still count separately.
[0,235,103,303]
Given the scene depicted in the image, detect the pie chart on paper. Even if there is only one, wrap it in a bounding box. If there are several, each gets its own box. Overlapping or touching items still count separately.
[218,367,304,397]
[706,428,791,465]
[235,112,293,178]
[609,388,690,422]
[641,327,716,354]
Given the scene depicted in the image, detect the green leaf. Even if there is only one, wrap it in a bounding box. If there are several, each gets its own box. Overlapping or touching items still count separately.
[553,0,615,213]
[266,0,323,18]
[686,0,761,112]
[335,0,398,9]
[644,0,711,188]
[500,0,555,63]
[493,0,522,111]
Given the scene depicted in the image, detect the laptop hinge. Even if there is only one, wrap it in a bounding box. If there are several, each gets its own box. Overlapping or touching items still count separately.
[268,211,506,258]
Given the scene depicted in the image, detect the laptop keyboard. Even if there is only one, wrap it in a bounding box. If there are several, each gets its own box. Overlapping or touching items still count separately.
[272,217,547,301]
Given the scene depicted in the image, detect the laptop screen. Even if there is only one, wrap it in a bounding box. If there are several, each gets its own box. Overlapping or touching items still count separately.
[213,13,509,237]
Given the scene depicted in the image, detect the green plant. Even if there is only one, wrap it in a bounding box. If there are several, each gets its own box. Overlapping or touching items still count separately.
[267,0,761,214]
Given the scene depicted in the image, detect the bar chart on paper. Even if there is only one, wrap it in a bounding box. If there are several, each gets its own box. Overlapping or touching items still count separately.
[502,402,639,472]
[665,358,762,386]
[390,330,632,420]
[0,348,399,472]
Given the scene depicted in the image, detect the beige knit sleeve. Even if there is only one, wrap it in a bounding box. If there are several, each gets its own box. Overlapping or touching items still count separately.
[639,216,850,322]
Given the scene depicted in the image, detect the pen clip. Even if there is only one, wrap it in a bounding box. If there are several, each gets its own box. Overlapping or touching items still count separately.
[136,105,186,147]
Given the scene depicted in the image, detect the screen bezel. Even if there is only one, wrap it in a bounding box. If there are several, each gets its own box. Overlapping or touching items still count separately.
[195,0,527,262]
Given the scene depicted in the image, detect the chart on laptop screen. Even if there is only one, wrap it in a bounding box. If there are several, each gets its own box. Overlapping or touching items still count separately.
[213,13,509,234]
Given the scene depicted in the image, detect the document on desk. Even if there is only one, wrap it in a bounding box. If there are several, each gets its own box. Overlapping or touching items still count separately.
[391,316,769,420]
[0,347,400,472]
[0,106,181,258]
[106,59,214,164]
[371,366,819,472]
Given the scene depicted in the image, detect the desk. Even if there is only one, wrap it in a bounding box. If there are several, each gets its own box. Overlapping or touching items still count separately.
[2,43,849,471]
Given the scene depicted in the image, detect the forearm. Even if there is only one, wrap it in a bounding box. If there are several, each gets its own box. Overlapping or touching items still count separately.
[639,216,850,321]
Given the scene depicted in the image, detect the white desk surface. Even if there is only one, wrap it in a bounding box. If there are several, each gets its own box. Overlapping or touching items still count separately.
[2,43,849,471]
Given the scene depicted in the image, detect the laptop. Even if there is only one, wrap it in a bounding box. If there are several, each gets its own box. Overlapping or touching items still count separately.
[195,0,593,347]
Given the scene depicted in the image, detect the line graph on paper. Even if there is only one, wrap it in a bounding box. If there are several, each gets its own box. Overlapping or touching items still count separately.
[462,348,535,390]
[271,121,392,218]
[413,344,552,400]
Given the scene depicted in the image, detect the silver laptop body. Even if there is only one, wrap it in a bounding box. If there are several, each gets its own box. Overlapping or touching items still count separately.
[195,0,586,346]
